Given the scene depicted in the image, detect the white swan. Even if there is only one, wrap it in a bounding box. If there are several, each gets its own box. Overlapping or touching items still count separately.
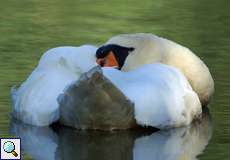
[11,34,205,129]
[11,45,97,126]
[96,33,214,105]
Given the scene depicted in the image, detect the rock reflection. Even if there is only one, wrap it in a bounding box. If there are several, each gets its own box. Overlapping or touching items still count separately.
[9,108,212,160]
[57,129,147,160]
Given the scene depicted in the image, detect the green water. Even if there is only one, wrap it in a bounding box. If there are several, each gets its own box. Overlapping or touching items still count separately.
[0,0,230,159]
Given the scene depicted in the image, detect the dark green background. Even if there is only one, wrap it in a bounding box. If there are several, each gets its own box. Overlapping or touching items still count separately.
[0,0,229,159]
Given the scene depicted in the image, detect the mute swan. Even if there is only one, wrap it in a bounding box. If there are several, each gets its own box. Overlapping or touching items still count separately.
[11,45,97,126]
[96,33,214,105]
[10,34,205,129]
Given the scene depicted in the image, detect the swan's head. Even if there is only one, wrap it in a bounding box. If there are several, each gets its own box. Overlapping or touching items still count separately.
[96,44,134,70]
[97,33,161,71]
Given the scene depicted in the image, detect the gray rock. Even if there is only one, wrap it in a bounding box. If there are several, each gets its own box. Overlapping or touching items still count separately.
[58,66,137,130]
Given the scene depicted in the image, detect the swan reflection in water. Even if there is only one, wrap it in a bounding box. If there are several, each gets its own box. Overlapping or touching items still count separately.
[9,108,212,160]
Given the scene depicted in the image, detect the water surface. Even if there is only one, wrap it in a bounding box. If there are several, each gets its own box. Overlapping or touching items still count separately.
[0,0,230,159]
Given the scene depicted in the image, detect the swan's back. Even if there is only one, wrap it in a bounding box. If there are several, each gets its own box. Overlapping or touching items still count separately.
[38,45,97,71]
[103,63,202,128]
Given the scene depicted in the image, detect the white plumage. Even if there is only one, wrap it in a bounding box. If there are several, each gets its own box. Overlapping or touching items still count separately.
[11,45,97,126]
[103,63,201,128]
[106,33,214,105]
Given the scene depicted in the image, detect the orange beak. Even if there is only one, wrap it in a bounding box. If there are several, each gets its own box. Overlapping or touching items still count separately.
[96,51,119,68]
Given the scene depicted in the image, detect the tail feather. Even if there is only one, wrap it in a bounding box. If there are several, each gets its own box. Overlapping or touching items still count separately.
[183,91,202,123]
